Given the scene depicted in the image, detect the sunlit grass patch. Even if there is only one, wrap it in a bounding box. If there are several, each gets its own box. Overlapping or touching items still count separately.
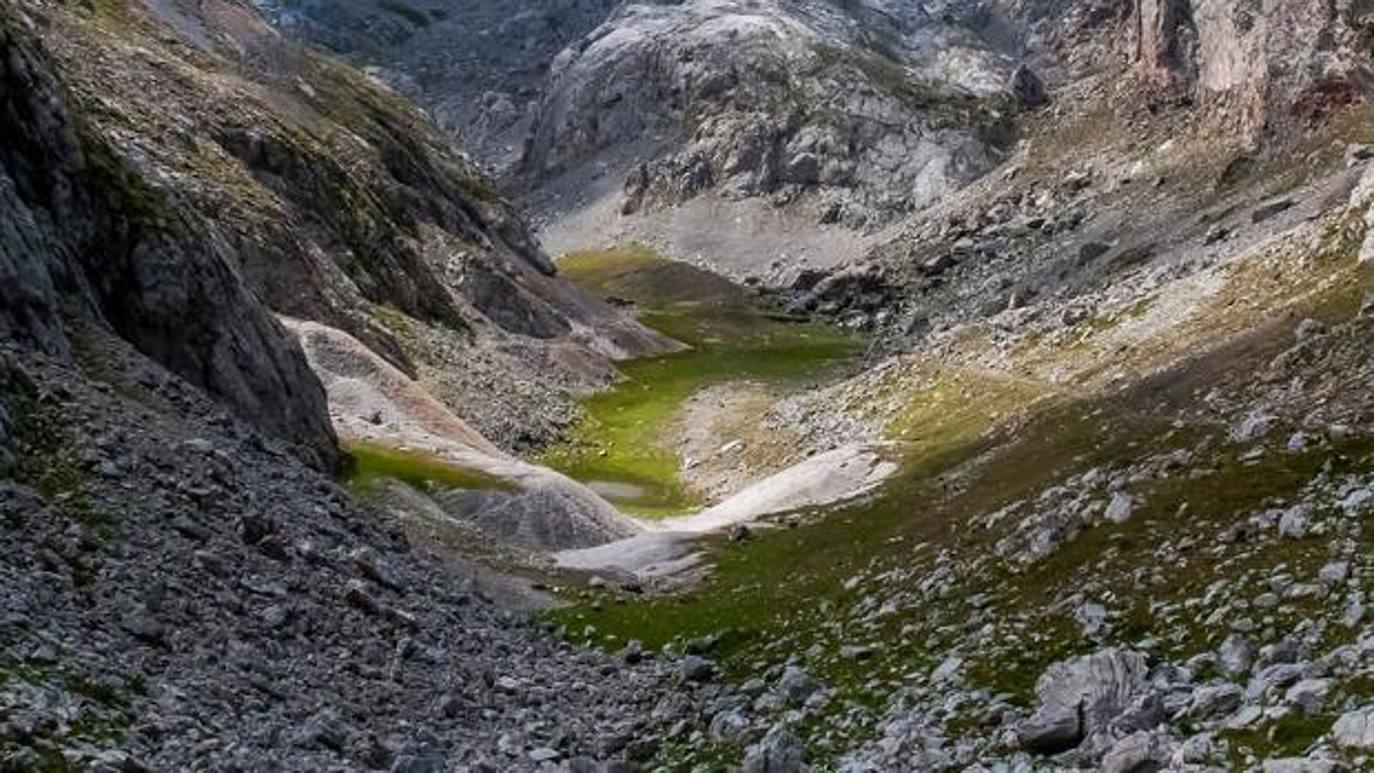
[342,441,513,495]
[546,244,863,516]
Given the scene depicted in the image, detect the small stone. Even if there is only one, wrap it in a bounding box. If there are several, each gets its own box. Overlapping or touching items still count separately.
[1077,601,1108,637]
[121,609,166,647]
[1231,412,1276,443]
[350,547,404,592]
[260,604,291,630]
[1104,492,1134,524]
[1341,488,1372,517]
[709,710,749,743]
[1294,318,1326,343]
[839,644,877,661]
[1318,561,1349,587]
[345,579,380,615]
[1278,505,1311,539]
[680,655,715,683]
[1217,634,1253,679]
[742,724,808,773]
[295,709,349,751]
[169,514,211,542]
[619,640,644,665]
[1286,679,1331,716]
[1184,683,1243,721]
[930,655,964,685]
[528,747,559,763]
[1102,731,1171,773]
[1261,759,1338,773]
[776,665,820,705]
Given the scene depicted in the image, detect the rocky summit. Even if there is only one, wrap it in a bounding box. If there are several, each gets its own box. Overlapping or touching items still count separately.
[3,0,1374,771]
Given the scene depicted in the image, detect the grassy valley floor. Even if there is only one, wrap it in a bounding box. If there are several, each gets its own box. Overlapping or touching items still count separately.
[540,245,864,517]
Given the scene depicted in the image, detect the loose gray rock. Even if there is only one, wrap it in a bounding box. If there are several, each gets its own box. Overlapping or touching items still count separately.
[776,666,821,706]
[1101,730,1172,773]
[680,655,715,683]
[1183,683,1244,722]
[1217,634,1253,679]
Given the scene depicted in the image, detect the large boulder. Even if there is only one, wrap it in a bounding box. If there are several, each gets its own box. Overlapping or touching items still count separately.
[1017,649,1149,755]
[743,724,810,773]
[1332,707,1374,751]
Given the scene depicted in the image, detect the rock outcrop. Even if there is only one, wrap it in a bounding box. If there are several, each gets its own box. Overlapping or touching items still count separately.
[0,2,337,468]
[1017,649,1149,754]
[1109,0,1374,139]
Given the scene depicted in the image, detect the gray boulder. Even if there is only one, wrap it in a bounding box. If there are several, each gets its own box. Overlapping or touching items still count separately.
[743,724,809,773]
[1101,730,1172,773]
[1217,634,1253,679]
[776,666,821,707]
[1183,683,1244,722]
[1332,707,1374,750]
[1017,649,1148,754]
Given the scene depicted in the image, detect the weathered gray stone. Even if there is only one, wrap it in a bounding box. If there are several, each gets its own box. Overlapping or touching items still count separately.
[1332,707,1374,750]
[743,724,809,773]
[1183,683,1244,722]
[1017,649,1148,754]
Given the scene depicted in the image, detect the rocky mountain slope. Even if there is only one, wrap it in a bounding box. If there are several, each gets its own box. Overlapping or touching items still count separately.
[251,0,620,174]
[257,0,1032,277]
[28,0,674,455]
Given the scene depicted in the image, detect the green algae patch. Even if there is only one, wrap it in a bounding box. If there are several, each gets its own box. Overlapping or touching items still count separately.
[342,442,513,496]
[545,245,863,516]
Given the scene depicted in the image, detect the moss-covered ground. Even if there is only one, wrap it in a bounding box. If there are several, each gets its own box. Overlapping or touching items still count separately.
[341,441,514,496]
[541,245,863,516]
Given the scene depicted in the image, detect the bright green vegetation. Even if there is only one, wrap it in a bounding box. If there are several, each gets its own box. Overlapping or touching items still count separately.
[543,245,863,516]
[342,441,513,496]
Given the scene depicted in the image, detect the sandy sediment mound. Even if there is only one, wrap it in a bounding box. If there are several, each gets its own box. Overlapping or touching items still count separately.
[284,318,642,550]
[557,442,898,575]
[665,442,898,533]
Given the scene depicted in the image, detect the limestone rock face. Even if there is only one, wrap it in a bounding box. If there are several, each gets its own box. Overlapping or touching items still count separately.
[1120,0,1374,138]
[520,0,1016,227]
[260,0,1021,231]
